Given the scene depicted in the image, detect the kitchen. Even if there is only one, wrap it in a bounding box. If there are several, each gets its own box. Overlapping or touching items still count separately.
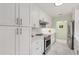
[0,3,79,55]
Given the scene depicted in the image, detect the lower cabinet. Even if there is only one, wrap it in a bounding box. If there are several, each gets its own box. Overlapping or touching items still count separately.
[19,27,30,55]
[0,26,30,55]
[0,26,17,54]
[16,27,30,55]
[31,36,44,55]
[51,34,56,45]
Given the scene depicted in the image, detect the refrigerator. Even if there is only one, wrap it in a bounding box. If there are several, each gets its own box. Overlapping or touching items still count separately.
[67,21,74,50]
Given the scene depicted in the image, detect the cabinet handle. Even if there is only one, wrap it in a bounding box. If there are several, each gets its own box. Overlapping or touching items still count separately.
[20,28,22,35]
[20,18,22,25]
[16,17,19,25]
[16,28,19,35]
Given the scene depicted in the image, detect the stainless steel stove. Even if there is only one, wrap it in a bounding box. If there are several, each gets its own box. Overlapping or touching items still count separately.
[43,35,51,54]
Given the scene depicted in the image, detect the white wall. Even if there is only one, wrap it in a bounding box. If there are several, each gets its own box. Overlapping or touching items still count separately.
[56,21,68,39]
[52,15,72,28]
[52,14,72,40]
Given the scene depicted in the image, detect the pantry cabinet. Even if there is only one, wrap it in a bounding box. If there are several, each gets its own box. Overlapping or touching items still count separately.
[0,26,17,54]
[15,27,30,55]
[0,3,30,26]
[19,27,30,54]
[0,3,16,26]
[0,26,30,55]
[19,4,30,26]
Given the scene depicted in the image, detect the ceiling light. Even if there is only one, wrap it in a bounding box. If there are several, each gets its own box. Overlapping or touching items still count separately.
[55,2,63,6]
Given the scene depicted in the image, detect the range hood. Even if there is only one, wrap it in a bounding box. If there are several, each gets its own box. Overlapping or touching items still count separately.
[39,20,48,25]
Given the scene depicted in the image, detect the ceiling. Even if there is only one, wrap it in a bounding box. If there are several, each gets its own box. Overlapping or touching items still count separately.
[37,3,79,17]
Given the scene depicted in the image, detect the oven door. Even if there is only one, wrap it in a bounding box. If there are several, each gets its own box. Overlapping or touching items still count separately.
[43,35,51,54]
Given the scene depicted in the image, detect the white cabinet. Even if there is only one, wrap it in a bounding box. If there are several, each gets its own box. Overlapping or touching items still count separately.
[0,26,30,55]
[16,4,30,26]
[0,26,17,54]
[19,4,30,26]
[19,27,30,54]
[0,3,30,26]
[39,9,52,28]
[0,4,16,26]
[31,36,44,55]
[39,10,47,22]
[30,4,40,28]
[39,10,45,21]
[16,27,30,55]
[46,16,52,28]
[51,34,56,45]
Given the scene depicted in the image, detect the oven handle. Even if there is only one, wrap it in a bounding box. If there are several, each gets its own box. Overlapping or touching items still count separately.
[35,34,43,36]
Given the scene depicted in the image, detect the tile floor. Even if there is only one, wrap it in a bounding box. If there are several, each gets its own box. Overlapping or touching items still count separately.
[47,39,75,55]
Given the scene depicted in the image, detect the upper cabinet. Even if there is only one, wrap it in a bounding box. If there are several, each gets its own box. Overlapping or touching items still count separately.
[0,3,16,26]
[39,10,46,22]
[0,3,30,26]
[39,9,52,28]
[19,4,30,26]
[46,16,52,28]
[0,3,52,27]
[30,4,40,28]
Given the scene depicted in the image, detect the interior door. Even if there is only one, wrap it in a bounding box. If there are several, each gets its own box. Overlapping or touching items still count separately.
[0,26,16,54]
[19,27,30,55]
[0,3,16,26]
[19,4,30,26]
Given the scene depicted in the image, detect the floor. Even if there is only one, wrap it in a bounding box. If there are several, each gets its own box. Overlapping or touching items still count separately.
[47,39,75,55]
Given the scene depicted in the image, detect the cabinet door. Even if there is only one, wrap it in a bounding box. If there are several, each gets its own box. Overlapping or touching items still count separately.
[31,39,42,55]
[19,4,30,26]
[46,16,52,28]
[39,10,46,21]
[30,4,40,27]
[31,36,44,55]
[0,3,16,26]
[19,27,30,55]
[0,26,16,54]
